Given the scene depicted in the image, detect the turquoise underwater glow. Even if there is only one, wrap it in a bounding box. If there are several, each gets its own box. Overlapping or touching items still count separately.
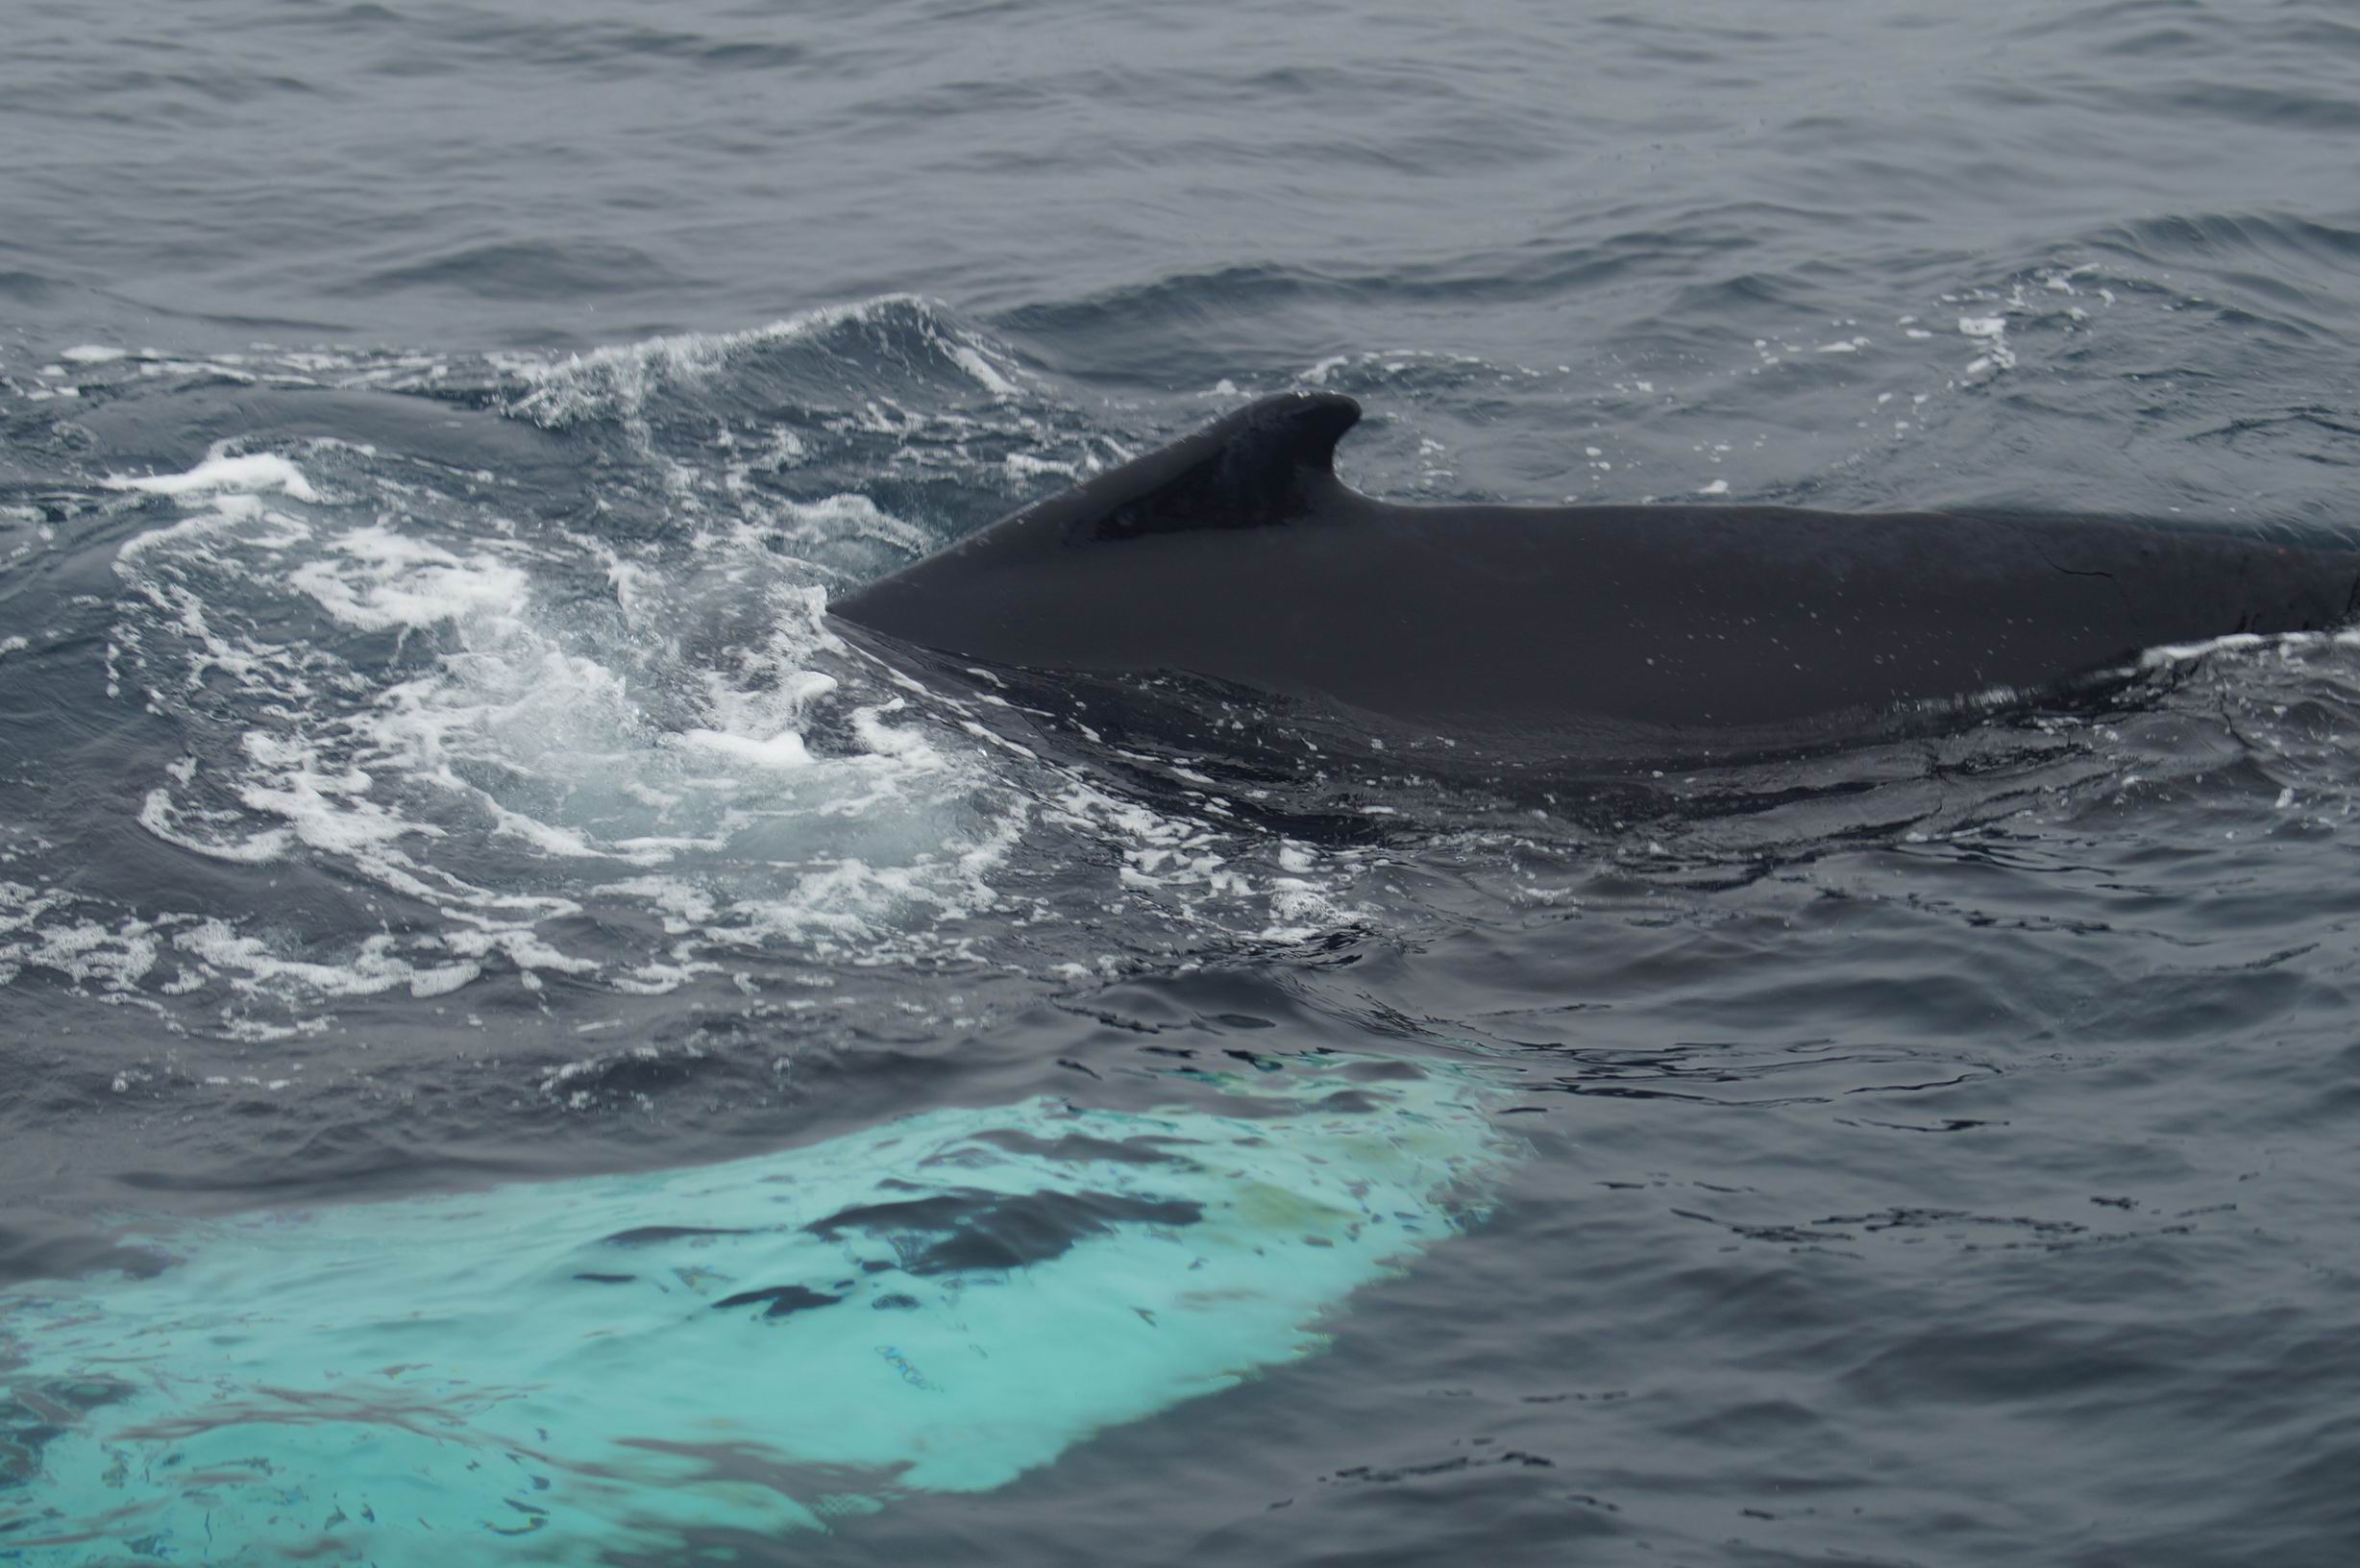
[0,1056,1514,1563]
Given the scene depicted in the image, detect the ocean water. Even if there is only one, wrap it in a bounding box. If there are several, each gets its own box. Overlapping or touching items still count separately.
[5,1,2360,1563]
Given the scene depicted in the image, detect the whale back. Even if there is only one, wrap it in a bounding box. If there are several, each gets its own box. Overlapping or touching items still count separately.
[828,393,2360,770]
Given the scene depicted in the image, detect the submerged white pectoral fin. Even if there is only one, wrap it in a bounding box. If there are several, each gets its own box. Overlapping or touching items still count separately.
[0,1055,1514,1562]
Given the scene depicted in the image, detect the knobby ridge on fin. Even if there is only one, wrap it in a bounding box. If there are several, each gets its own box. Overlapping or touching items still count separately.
[1054,390,1361,545]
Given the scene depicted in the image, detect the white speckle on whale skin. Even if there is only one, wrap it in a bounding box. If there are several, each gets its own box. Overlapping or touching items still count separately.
[1698,480,1730,496]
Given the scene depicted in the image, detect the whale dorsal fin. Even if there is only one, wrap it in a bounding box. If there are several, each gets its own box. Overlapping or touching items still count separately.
[1028,392,1362,546]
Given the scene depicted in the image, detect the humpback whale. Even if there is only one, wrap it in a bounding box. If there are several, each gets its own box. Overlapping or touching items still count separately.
[0,1055,1512,1563]
[831,393,2360,770]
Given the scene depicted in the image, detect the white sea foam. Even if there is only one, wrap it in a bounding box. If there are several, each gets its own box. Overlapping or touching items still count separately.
[0,882,168,994]
[98,445,1052,1005]
[1004,452,1081,481]
[287,525,529,630]
[506,295,1024,432]
[177,919,480,998]
[2138,630,2312,668]
[106,451,323,502]
[116,493,289,564]
[676,726,816,770]
[35,328,1380,1021]
[137,790,294,864]
[506,306,873,428]
[949,343,1020,398]
[767,494,931,556]
[1956,313,2019,379]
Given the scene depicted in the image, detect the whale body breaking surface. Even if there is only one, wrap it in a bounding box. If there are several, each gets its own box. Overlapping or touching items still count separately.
[831,392,2360,770]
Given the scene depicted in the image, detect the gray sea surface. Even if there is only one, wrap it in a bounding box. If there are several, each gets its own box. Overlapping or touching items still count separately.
[4,1,2360,1563]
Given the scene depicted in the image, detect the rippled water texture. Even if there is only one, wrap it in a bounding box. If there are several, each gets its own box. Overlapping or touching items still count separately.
[4,2,2360,1564]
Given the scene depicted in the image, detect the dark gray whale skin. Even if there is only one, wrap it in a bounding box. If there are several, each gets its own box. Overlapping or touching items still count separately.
[829,392,2360,768]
